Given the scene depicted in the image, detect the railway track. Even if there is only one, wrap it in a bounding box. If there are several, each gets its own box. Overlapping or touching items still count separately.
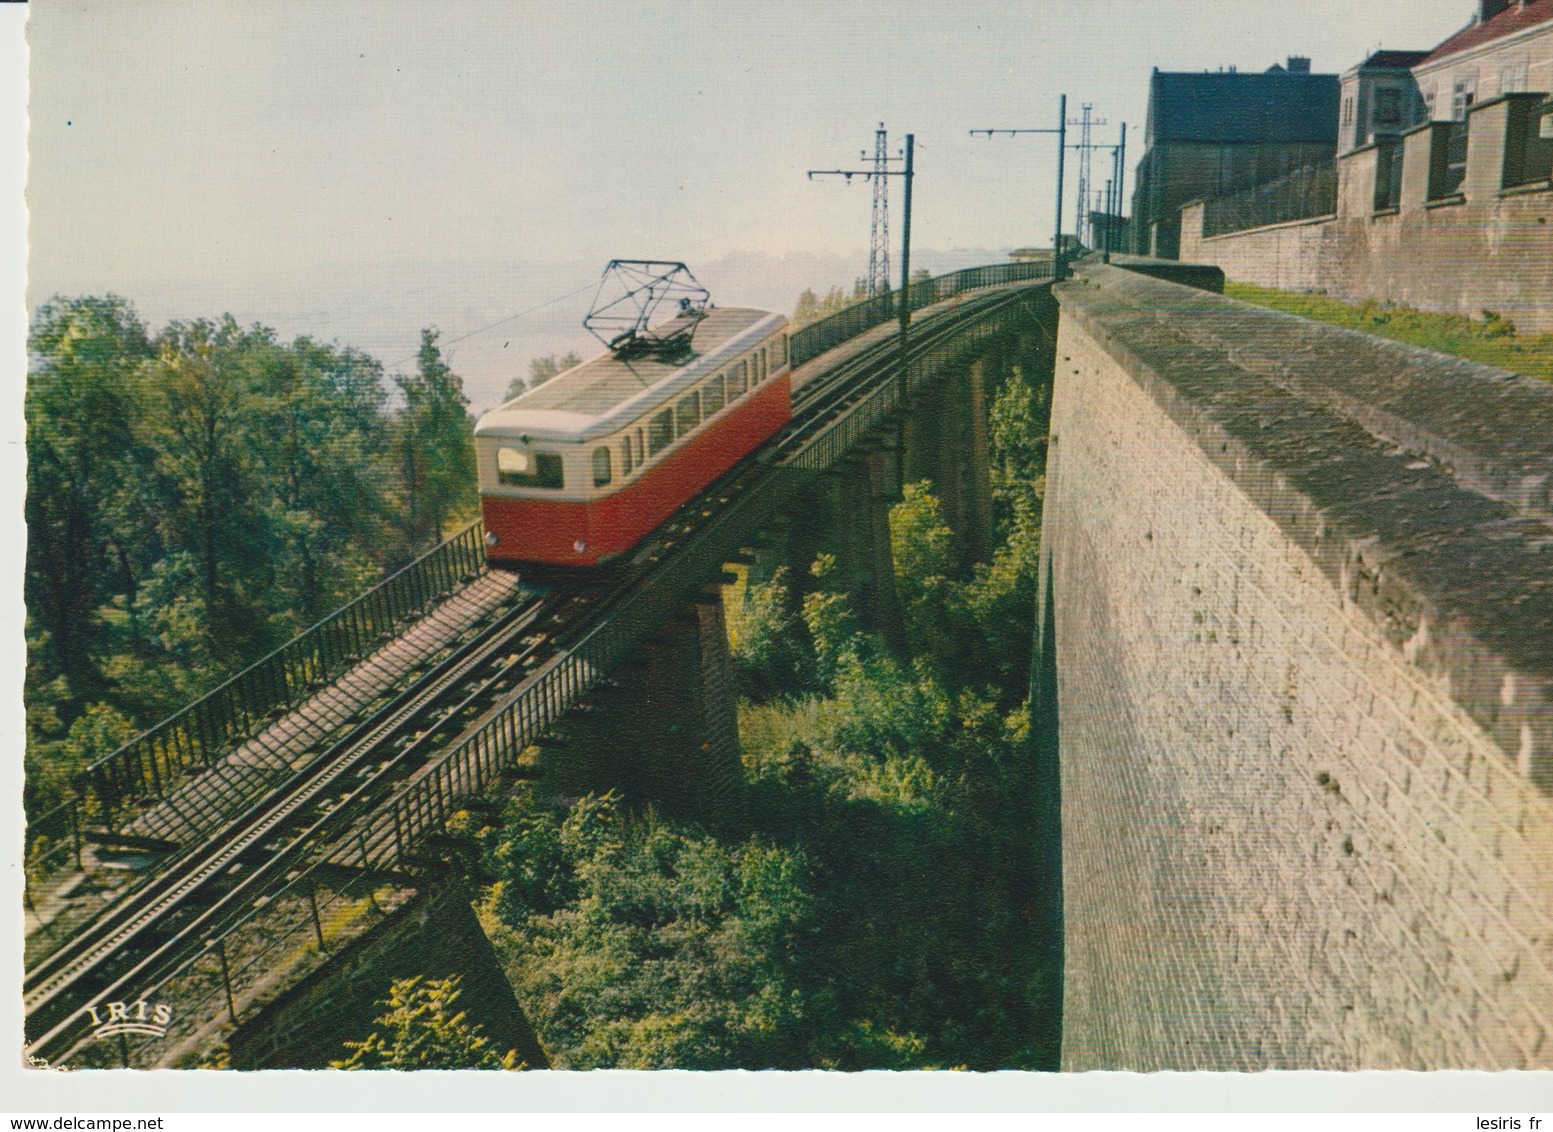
[22,581,587,1044]
[23,275,1050,1065]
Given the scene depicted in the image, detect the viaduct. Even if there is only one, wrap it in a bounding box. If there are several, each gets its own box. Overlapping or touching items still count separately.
[24,256,1553,1072]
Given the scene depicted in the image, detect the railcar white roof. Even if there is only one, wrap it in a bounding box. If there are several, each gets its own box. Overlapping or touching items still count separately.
[475,307,784,443]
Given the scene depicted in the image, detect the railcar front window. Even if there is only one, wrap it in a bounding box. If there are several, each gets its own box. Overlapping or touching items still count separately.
[496,446,564,488]
[648,410,673,455]
[592,446,613,487]
[676,391,701,436]
[703,374,725,415]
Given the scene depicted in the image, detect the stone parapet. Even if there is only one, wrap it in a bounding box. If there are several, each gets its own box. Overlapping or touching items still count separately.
[1045,262,1553,1069]
[1178,93,1553,332]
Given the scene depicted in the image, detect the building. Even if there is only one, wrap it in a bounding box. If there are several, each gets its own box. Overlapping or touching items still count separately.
[1413,0,1553,122]
[1130,58,1340,258]
[1338,50,1432,155]
[1335,1,1553,155]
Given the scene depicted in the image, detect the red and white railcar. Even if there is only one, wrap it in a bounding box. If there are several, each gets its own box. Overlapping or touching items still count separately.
[475,306,791,568]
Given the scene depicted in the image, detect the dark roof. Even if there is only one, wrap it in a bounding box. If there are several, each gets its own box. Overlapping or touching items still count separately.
[1360,49,1432,69]
[1147,71,1340,144]
[1421,0,1553,66]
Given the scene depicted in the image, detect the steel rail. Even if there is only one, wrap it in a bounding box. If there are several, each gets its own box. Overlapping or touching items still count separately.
[22,584,560,1030]
[25,268,1053,1065]
[24,581,616,1058]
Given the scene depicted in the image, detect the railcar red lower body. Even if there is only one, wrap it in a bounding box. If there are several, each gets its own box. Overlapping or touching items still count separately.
[481,374,792,567]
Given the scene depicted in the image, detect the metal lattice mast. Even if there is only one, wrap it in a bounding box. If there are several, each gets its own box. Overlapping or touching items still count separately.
[867,123,891,298]
[1070,103,1107,248]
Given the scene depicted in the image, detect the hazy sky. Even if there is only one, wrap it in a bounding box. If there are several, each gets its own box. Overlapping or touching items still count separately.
[25,0,1473,408]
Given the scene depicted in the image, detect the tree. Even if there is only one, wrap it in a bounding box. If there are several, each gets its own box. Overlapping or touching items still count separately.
[332,975,523,1070]
[393,329,477,557]
[484,793,818,1069]
[241,335,389,627]
[25,296,152,700]
[135,316,275,669]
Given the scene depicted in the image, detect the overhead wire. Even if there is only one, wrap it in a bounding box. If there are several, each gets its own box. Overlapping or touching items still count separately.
[382,194,825,374]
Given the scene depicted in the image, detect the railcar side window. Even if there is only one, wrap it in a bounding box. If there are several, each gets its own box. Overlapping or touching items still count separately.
[496,446,564,489]
[592,446,613,487]
[635,429,645,467]
[620,437,633,475]
[758,349,767,383]
[703,374,725,415]
[729,360,747,396]
[648,410,673,456]
[777,334,788,366]
[676,391,701,436]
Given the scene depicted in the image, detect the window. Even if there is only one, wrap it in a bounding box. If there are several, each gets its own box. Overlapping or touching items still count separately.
[496,447,563,488]
[648,410,674,455]
[703,374,725,415]
[757,349,767,383]
[1451,75,1476,121]
[777,334,788,367]
[1500,60,1528,95]
[1341,95,1355,127]
[636,429,645,466]
[675,391,701,436]
[620,435,634,475]
[1374,88,1402,126]
[592,446,612,487]
[1424,85,1437,118]
[728,360,748,397]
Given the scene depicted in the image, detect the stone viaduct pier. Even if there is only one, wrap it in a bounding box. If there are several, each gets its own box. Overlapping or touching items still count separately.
[215,283,1059,1069]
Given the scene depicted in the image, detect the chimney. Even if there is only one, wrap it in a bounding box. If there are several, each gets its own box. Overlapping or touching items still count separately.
[1480,0,1511,19]
[1287,56,1311,73]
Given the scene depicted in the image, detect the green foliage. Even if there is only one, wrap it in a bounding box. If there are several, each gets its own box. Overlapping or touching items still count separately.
[1225,282,1553,384]
[475,326,1059,1070]
[799,553,862,687]
[24,702,136,820]
[23,298,482,822]
[332,975,523,1070]
[25,296,152,699]
[482,793,820,1069]
[726,566,811,700]
[737,655,1050,1069]
[888,482,977,663]
[393,329,477,557]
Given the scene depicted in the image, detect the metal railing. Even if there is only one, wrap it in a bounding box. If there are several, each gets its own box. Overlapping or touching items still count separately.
[789,259,1053,368]
[347,284,1047,877]
[78,523,489,822]
[28,266,1055,1066]
[1202,161,1337,237]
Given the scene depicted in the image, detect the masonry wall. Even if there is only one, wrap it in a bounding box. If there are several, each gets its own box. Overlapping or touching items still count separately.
[1044,263,1553,1070]
[1179,92,1553,333]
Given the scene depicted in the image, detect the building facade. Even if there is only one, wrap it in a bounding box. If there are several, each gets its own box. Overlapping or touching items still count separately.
[1338,51,1432,155]
[1414,0,1553,122]
[1130,58,1340,259]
